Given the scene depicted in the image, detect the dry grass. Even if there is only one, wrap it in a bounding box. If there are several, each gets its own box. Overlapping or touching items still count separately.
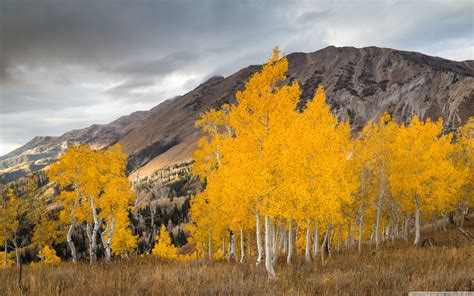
[1,223,473,295]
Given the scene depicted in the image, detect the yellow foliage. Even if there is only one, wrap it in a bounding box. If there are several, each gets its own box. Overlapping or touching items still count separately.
[42,245,61,265]
[0,252,14,268]
[152,225,177,260]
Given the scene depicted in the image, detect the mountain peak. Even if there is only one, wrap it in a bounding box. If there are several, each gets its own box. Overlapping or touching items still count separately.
[1,47,473,183]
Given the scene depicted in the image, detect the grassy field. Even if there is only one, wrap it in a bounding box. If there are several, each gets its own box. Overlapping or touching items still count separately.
[1,221,473,295]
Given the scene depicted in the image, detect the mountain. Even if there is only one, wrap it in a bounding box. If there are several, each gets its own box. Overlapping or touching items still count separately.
[1,46,473,183]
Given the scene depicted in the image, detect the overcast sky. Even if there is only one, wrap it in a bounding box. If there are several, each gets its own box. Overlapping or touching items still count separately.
[0,0,473,155]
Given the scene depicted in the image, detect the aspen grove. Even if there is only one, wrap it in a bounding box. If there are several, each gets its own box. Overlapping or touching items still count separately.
[188,48,473,277]
[0,48,472,273]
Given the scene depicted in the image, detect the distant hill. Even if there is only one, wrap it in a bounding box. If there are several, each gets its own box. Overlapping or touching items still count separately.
[1,46,473,183]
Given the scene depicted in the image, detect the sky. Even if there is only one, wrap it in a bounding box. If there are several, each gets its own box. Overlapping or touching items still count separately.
[0,0,473,156]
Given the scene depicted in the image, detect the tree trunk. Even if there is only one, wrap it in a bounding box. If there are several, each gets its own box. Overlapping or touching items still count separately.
[313,227,319,256]
[248,230,252,258]
[200,241,204,259]
[321,225,329,264]
[414,198,421,245]
[327,224,332,257]
[388,205,394,241]
[67,196,80,263]
[443,213,447,232]
[271,221,277,258]
[403,215,410,241]
[337,225,342,254]
[150,205,156,247]
[394,213,400,239]
[256,211,263,265]
[369,224,375,248]
[208,229,212,259]
[13,241,20,267]
[448,212,455,224]
[89,197,100,265]
[460,207,467,229]
[229,230,236,260]
[280,219,286,255]
[222,236,226,257]
[101,218,116,262]
[287,218,294,264]
[375,172,385,249]
[358,211,364,254]
[305,223,311,262]
[264,216,276,278]
[4,240,7,268]
[283,219,288,254]
[39,242,44,264]
[240,227,244,263]
[346,222,351,251]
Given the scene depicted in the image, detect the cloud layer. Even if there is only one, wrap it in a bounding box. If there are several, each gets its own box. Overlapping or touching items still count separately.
[1,0,473,155]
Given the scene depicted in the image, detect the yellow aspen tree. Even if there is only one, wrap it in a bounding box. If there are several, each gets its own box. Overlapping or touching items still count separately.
[359,113,397,249]
[49,146,100,263]
[98,144,137,261]
[452,117,474,226]
[389,116,462,245]
[0,189,27,266]
[40,245,61,265]
[152,224,177,260]
[0,189,20,267]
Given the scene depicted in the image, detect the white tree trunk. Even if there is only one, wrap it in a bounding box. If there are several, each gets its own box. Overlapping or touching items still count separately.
[248,231,252,258]
[375,195,383,249]
[229,230,236,260]
[282,219,288,254]
[279,219,286,255]
[13,241,20,267]
[240,227,244,263]
[358,211,364,254]
[101,217,116,262]
[414,198,421,245]
[89,197,100,264]
[305,224,311,262]
[351,220,356,246]
[327,224,332,257]
[346,222,351,251]
[4,240,7,268]
[271,221,277,258]
[256,211,263,265]
[313,227,319,256]
[337,225,342,254]
[201,241,205,259]
[287,218,294,264]
[208,229,212,259]
[321,225,330,264]
[388,205,394,241]
[403,215,409,240]
[375,171,385,249]
[264,216,276,278]
[222,236,226,257]
[67,197,79,263]
[39,242,44,264]
[369,224,375,248]
[442,213,447,232]
[394,213,400,239]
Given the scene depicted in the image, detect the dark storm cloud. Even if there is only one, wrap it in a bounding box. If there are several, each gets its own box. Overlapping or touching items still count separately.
[0,0,473,155]
[108,52,201,76]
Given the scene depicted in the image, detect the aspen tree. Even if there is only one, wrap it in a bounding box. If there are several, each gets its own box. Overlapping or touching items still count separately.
[389,116,462,245]
[152,225,177,259]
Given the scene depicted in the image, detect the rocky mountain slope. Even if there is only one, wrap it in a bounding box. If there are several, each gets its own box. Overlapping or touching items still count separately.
[1,46,473,183]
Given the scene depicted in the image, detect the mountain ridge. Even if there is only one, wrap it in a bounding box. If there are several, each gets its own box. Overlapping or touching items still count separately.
[1,45,473,183]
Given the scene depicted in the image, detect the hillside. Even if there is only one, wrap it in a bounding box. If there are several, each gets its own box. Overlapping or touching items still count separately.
[1,46,473,183]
